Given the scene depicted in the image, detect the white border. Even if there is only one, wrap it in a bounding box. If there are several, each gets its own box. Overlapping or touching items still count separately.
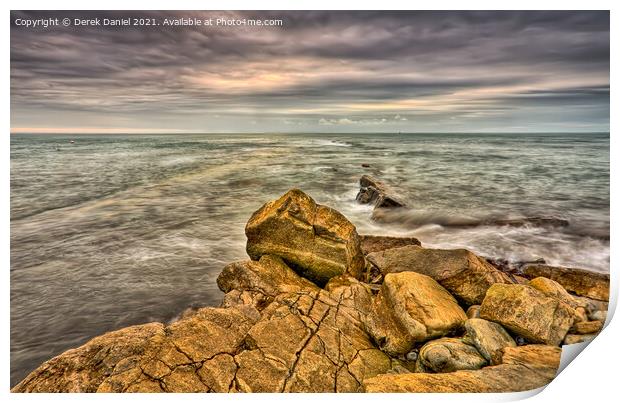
[3,1,616,402]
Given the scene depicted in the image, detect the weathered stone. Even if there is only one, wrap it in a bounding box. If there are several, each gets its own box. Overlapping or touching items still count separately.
[12,306,260,392]
[356,175,406,209]
[359,234,421,255]
[464,318,516,361]
[522,264,609,301]
[14,273,394,392]
[364,345,561,392]
[528,277,582,309]
[367,245,511,305]
[570,320,603,335]
[245,189,365,284]
[416,338,487,373]
[480,284,574,346]
[365,272,467,356]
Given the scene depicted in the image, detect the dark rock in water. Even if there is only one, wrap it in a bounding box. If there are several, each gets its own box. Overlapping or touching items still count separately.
[245,189,365,285]
[521,264,609,301]
[361,163,371,168]
[490,217,569,228]
[356,175,406,209]
[359,234,421,255]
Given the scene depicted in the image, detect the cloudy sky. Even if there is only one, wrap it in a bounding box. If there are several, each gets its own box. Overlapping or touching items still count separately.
[10,11,609,133]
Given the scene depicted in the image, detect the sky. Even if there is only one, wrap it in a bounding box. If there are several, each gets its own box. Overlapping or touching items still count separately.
[10,11,610,133]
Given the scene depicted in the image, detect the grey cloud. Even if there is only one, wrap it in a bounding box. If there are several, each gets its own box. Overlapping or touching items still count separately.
[10,10,609,132]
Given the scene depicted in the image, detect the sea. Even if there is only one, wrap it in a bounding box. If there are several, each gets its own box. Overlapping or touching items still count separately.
[10,132,609,386]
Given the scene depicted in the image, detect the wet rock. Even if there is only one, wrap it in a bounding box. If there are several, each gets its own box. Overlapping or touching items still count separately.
[359,234,421,255]
[364,345,561,392]
[356,175,406,209]
[480,284,574,346]
[521,264,609,301]
[367,245,511,305]
[416,338,487,373]
[570,320,603,335]
[464,318,516,361]
[245,189,365,284]
[365,272,467,356]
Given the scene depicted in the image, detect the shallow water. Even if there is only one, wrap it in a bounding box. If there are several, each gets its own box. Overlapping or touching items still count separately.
[10,132,609,386]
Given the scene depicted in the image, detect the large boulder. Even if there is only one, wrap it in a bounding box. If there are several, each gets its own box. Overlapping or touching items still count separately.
[245,189,365,285]
[363,344,561,392]
[480,284,574,346]
[356,175,406,209]
[367,245,511,305]
[522,264,609,301]
[365,272,467,356]
[359,234,421,255]
[463,318,516,361]
[415,338,487,373]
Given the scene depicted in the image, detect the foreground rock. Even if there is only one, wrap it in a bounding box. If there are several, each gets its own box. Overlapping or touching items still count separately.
[464,318,516,361]
[14,256,393,392]
[415,338,487,373]
[367,245,511,305]
[246,189,365,284]
[356,175,406,209]
[521,264,609,301]
[364,345,561,392]
[365,272,467,356]
[480,284,574,346]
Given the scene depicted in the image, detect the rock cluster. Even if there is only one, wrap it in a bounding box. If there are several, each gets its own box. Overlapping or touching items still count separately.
[12,189,608,393]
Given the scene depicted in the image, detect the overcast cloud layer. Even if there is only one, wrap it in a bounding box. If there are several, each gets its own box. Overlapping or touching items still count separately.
[10,11,609,133]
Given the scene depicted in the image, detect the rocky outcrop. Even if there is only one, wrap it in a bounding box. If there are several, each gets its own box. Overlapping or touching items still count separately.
[245,189,365,285]
[521,264,609,301]
[364,345,561,392]
[365,272,467,356]
[480,284,574,346]
[415,338,487,373]
[367,245,511,305]
[463,318,516,361]
[356,175,406,209]
[359,235,421,255]
[12,188,604,393]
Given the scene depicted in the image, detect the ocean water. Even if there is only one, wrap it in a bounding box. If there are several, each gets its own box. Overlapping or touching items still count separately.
[10,132,609,386]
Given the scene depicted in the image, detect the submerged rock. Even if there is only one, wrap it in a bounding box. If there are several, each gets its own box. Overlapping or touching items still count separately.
[359,234,421,255]
[356,175,406,209]
[464,318,516,361]
[365,272,467,356]
[364,344,561,393]
[245,189,365,285]
[521,264,609,301]
[480,284,574,346]
[367,245,511,305]
[416,338,487,373]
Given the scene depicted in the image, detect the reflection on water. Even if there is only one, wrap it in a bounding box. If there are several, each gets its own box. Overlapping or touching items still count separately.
[10,132,609,386]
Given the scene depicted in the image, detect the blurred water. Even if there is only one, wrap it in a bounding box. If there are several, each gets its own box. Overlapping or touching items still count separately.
[10,132,609,386]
